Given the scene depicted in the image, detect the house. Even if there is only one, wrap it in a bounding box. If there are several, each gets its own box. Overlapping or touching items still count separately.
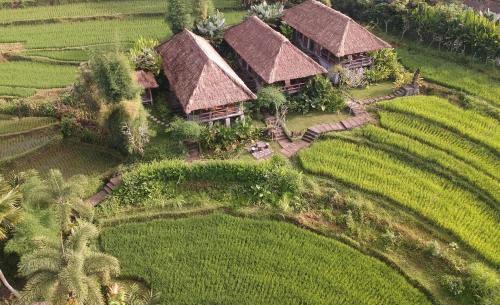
[134,70,159,105]
[156,30,256,125]
[224,16,327,94]
[282,0,391,70]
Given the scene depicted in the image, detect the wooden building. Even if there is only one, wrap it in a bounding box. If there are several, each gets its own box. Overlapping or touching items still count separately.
[134,70,159,105]
[282,0,391,71]
[224,16,327,94]
[156,30,256,125]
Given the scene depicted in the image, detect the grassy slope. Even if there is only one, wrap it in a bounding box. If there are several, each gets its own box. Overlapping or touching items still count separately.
[396,44,500,106]
[100,214,432,305]
[299,96,500,265]
[0,116,56,134]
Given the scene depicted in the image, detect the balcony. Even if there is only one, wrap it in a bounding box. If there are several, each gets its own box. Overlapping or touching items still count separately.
[188,105,243,123]
[341,57,374,69]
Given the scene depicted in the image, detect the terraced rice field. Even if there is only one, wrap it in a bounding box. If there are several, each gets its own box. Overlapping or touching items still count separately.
[0,138,122,178]
[0,0,246,97]
[0,125,60,161]
[101,214,432,305]
[0,115,56,134]
[299,96,500,265]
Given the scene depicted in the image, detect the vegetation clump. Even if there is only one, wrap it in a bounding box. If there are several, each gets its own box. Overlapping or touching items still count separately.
[129,37,162,75]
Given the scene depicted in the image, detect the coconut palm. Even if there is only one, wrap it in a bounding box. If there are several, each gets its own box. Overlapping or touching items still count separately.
[0,175,22,297]
[18,221,120,305]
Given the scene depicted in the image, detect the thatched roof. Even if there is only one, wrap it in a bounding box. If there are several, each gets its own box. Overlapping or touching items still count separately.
[157,30,256,114]
[283,0,391,57]
[224,16,327,84]
[134,70,158,89]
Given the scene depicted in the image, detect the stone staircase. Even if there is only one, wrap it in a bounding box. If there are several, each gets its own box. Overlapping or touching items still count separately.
[88,175,122,206]
[357,87,406,105]
[265,116,292,148]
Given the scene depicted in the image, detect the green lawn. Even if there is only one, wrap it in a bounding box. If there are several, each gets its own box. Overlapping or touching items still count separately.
[100,214,432,305]
[285,111,351,133]
[349,82,395,100]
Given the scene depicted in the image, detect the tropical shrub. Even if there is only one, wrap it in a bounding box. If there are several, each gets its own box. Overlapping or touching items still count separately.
[289,76,345,114]
[200,121,262,154]
[440,275,465,296]
[90,52,139,104]
[104,100,149,155]
[335,0,500,61]
[114,156,303,207]
[196,10,226,43]
[168,117,202,143]
[166,0,193,33]
[193,0,215,22]
[467,263,500,305]
[256,86,287,116]
[129,37,162,75]
[249,1,284,25]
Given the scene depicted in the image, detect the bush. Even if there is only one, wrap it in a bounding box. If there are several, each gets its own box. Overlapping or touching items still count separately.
[365,49,406,84]
[289,76,345,114]
[256,86,287,115]
[166,0,193,33]
[90,52,139,104]
[196,10,226,43]
[200,121,262,155]
[104,100,150,155]
[0,98,57,117]
[424,240,442,257]
[193,0,215,21]
[440,274,465,296]
[249,1,284,25]
[380,230,397,250]
[129,37,162,75]
[467,263,500,305]
[114,155,303,207]
[168,117,202,143]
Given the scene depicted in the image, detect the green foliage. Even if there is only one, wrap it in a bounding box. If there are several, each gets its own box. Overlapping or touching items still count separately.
[336,1,500,61]
[424,240,442,258]
[299,96,500,265]
[18,222,120,305]
[114,156,302,207]
[168,117,202,143]
[129,37,162,75]
[365,49,407,84]
[249,1,284,25]
[0,176,22,240]
[290,76,346,114]
[196,10,225,43]
[100,214,433,305]
[166,0,193,33]
[440,274,464,296]
[256,86,287,114]
[193,0,215,21]
[104,100,150,155]
[200,121,262,154]
[467,263,500,305]
[0,116,56,135]
[89,52,138,104]
[279,22,294,40]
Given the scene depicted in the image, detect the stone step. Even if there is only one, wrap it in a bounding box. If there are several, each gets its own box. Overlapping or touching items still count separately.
[104,185,112,194]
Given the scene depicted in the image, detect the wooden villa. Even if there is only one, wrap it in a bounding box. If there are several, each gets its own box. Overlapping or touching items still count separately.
[282,0,391,70]
[134,70,159,105]
[156,30,256,125]
[224,16,327,94]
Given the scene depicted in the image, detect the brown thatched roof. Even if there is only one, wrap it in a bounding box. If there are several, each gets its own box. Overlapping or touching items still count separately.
[134,70,158,89]
[224,16,327,84]
[283,0,391,57]
[157,30,256,114]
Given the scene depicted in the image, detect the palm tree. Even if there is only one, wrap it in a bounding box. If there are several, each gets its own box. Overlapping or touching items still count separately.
[18,221,120,305]
[0,175,22,298]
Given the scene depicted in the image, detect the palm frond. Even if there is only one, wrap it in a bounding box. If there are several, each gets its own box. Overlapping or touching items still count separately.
[20,272,57,305]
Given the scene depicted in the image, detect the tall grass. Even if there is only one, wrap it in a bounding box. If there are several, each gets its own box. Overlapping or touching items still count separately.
[100,214,432,305]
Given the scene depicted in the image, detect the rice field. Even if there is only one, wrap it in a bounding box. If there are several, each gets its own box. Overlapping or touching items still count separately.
[100,214,432,305]
[0,61,77,96]
[0,125,60,161]
[0,138,122,178]
[299,96,500,265]
[0,115,56,134]
[397,46,500,106]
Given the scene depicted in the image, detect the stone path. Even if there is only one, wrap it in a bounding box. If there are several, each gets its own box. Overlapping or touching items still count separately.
[148,113,169,127]
[88,175,122,206]
[280,89,405,158]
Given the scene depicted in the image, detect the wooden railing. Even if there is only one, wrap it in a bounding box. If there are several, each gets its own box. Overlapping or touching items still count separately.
[342,57,374,69]
[189,105,242,123]
[283,82,307,94]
